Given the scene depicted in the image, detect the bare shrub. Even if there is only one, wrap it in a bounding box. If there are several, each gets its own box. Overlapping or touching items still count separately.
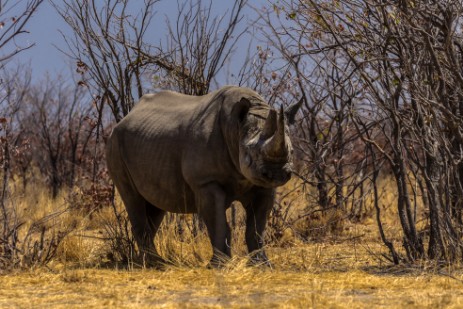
[0,65,71,270]
[0,189,73,271]
[99,197,137,267]
[24,76,95,197]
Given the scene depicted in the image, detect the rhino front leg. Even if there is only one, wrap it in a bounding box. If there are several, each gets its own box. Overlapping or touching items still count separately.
[245,188,274,267]
[196,183,231,267]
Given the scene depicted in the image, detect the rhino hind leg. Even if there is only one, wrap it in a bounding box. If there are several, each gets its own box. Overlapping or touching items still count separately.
[115,183,164,267]
[131,202,165,268]
[144,203,166,266]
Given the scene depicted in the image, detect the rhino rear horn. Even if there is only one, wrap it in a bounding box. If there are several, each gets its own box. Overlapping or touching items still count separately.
[285,97,303,125]
[264,105,288,158]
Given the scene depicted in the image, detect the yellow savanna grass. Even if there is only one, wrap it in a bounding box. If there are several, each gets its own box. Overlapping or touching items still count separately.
[1,243,463,308]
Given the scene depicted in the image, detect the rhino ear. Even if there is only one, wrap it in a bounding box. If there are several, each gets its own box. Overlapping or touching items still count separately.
[285,97,303,125]
[232,98,251,124]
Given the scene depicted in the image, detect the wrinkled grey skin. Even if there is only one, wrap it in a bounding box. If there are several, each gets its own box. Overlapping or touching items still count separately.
[106,86,302,267]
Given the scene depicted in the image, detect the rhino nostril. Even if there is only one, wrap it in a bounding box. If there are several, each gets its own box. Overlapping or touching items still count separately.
[285,171,291,180]
[263,170,273,179]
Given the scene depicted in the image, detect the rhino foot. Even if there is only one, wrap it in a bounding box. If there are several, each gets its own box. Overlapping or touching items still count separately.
[138,252,169,269]
[207,261,225,269]
[249,251,273,268]
[207,250,231,269]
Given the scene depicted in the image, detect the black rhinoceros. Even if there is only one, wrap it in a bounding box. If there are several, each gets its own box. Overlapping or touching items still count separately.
[106,86,301,267]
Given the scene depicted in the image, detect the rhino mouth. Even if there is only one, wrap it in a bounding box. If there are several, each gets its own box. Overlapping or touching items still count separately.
[242,153,292,187]
[260,165,292,186]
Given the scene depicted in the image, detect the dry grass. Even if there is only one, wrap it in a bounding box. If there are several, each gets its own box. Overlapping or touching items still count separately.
[2,177,459,307]
[2,243,463,308]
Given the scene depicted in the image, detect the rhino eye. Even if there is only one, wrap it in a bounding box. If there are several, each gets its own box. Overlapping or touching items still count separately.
[244,154,252,166]
[238,108,250,124]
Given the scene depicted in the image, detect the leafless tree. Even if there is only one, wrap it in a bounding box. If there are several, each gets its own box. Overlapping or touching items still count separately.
[157,0,248,95]
[0,0,66,270]
[262,0,463,262]
[257,2,370,237]
[0,66,71,270]
[0,66,31,265]
[0,0,44,67]
[51,0,160,122]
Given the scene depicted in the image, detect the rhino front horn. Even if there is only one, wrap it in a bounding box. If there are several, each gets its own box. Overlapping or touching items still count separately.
[261,109,277,139]
[263,105,288,158]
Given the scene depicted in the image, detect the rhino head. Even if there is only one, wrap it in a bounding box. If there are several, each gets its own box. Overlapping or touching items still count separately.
[236,98,302,188]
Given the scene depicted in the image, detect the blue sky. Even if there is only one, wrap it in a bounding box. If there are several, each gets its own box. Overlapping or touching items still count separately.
[15,1,70,76]
[10,1,269,81]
